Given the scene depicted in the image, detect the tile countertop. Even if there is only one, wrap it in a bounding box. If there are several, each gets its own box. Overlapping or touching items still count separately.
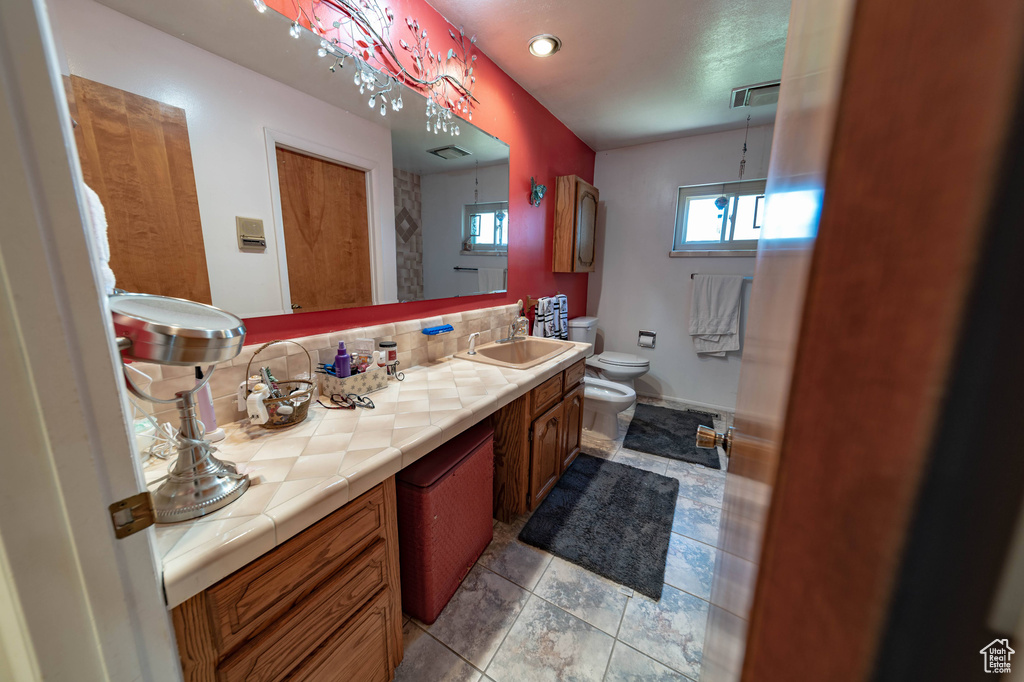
[146,342,591,608]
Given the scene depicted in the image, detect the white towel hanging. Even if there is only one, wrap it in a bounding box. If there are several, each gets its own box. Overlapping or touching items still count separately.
[689,275,744,356]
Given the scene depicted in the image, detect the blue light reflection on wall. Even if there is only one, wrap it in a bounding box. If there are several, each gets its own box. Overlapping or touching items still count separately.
[761,188,824,240]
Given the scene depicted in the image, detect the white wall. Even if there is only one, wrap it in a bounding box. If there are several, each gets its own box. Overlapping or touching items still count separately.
[589,125,773,411]
[51,0,398,317]
[420,163,509,299]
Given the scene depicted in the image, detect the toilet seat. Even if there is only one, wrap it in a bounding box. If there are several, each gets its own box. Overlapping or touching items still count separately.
[583,376,636,410]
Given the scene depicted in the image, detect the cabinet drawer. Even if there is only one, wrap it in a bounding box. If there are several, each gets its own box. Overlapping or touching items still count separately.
[563,359,585,390]
[206,485,387,652]
[286,589,395,682]
[218,540,388,682]
[531,373,563,418]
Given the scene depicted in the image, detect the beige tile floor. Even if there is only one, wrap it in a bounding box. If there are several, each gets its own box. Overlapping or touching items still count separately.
[395,397,729,682]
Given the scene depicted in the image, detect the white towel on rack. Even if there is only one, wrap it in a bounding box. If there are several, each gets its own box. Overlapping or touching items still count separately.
[689,275,744,356]
[533,298,547,336]
[555,294,569,339]
[544,297,556,338]
[477,268,504,292]
[549,296,560,338]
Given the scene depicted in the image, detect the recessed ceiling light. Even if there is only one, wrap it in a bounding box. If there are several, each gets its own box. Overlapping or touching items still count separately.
[529,34,561,57]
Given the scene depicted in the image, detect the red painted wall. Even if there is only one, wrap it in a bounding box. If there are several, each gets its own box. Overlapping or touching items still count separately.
[247,0,595,344]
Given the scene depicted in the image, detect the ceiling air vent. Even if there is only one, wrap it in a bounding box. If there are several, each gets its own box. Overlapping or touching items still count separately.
[730,80,782,109]
[427,145,472,160]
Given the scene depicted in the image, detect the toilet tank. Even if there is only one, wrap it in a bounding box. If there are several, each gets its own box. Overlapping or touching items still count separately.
[568,316,598,356]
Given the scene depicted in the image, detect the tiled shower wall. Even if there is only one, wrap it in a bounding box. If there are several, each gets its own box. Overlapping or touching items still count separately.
[128,303,520,429]
[394,169,424,302]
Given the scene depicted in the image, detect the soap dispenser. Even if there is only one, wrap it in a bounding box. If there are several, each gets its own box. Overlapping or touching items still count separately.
[334,341,351,378]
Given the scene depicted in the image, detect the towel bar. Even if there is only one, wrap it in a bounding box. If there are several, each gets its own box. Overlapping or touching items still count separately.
[690,273,754,280]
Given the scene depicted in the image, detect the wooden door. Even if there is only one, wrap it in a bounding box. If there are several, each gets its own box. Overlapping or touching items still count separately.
[529,401,563,509]
[276,146,372,312]
[574,178,597,272]
[561,384,584,473]
[699,0,1024,679]
[66,75,212,303]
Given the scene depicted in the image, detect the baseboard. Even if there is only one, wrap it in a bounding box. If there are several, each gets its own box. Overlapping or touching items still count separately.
[634,392,735,420]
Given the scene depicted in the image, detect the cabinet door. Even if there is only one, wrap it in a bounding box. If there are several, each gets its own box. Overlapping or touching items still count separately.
[561,385,584,473]
[574,179,599,273]
[530,401,564,509]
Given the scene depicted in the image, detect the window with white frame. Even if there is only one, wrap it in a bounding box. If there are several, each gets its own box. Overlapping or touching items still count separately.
[672,179,767,253]
[462,202,508,253]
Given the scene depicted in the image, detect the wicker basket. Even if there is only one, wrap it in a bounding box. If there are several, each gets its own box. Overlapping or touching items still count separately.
[245,340,314,430]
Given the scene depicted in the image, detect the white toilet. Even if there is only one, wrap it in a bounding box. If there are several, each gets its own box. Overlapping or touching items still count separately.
[567,317,651,440]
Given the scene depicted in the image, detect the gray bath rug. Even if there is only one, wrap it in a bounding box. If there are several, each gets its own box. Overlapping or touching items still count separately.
[623,403,721,469]
[518,454,679,600]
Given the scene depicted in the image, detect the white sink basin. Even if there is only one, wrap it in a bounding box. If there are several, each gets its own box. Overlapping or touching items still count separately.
[455,337,574,369]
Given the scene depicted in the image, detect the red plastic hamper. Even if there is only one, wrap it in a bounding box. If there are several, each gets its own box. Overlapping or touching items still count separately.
[396,422,494,624]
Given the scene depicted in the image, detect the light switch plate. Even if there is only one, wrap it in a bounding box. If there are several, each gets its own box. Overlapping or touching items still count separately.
[236,217,266,251]
[638,330,656,348]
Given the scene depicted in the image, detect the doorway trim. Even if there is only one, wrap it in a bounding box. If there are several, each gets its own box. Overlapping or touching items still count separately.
[0,0,181,678]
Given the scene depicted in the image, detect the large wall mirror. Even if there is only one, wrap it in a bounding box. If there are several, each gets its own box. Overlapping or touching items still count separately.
[53,0,511,319]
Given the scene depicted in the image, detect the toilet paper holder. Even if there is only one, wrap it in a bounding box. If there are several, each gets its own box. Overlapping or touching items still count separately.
[638,330,656,348]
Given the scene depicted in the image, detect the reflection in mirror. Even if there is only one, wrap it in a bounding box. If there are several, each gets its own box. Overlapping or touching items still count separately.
[391,114,509,302]
[53,0,511,318]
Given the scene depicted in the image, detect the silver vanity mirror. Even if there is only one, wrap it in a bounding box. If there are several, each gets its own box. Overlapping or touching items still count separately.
[111,293,250,523]
[54,0,510,317]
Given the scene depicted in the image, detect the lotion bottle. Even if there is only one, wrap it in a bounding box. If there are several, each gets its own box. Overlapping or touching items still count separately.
[334,341,351,378]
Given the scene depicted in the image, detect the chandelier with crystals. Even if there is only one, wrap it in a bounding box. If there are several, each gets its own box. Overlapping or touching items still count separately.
[252,0,479,136]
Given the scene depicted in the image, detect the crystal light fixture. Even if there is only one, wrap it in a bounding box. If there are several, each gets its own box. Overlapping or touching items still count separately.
[254,0,478,136]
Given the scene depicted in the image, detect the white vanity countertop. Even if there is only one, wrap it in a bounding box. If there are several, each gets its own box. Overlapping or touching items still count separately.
[147,343,590,608]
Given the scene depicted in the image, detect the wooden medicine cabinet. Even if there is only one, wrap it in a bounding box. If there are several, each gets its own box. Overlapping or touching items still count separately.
[553,175,599,273]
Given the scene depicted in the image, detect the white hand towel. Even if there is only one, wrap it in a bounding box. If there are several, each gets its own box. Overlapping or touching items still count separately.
[83,184,116,295]
[689,275,744,356]
[477,268,505,292]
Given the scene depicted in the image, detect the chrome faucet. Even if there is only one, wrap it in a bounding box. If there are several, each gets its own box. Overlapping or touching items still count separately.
[499,315,530,343]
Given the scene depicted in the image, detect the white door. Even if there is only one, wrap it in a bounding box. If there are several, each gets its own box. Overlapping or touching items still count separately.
[0,0,179,679]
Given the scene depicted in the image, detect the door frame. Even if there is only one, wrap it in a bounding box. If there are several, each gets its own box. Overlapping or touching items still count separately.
[0,0,179,678]
[264,127,387,313]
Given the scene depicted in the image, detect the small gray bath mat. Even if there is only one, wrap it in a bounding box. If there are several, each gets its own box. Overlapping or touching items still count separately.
[518,454,678,600]
[623,403,721,469]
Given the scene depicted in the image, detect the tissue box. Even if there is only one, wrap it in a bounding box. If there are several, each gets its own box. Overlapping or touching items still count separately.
[318,367,388,399]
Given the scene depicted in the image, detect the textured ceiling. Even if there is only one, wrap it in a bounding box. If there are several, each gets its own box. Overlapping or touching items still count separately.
[427,0,791,150]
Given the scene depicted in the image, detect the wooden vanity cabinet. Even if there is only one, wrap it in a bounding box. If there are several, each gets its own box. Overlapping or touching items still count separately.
[171,479,403,682]
[493,359,587,521]
[553,175,599,273]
